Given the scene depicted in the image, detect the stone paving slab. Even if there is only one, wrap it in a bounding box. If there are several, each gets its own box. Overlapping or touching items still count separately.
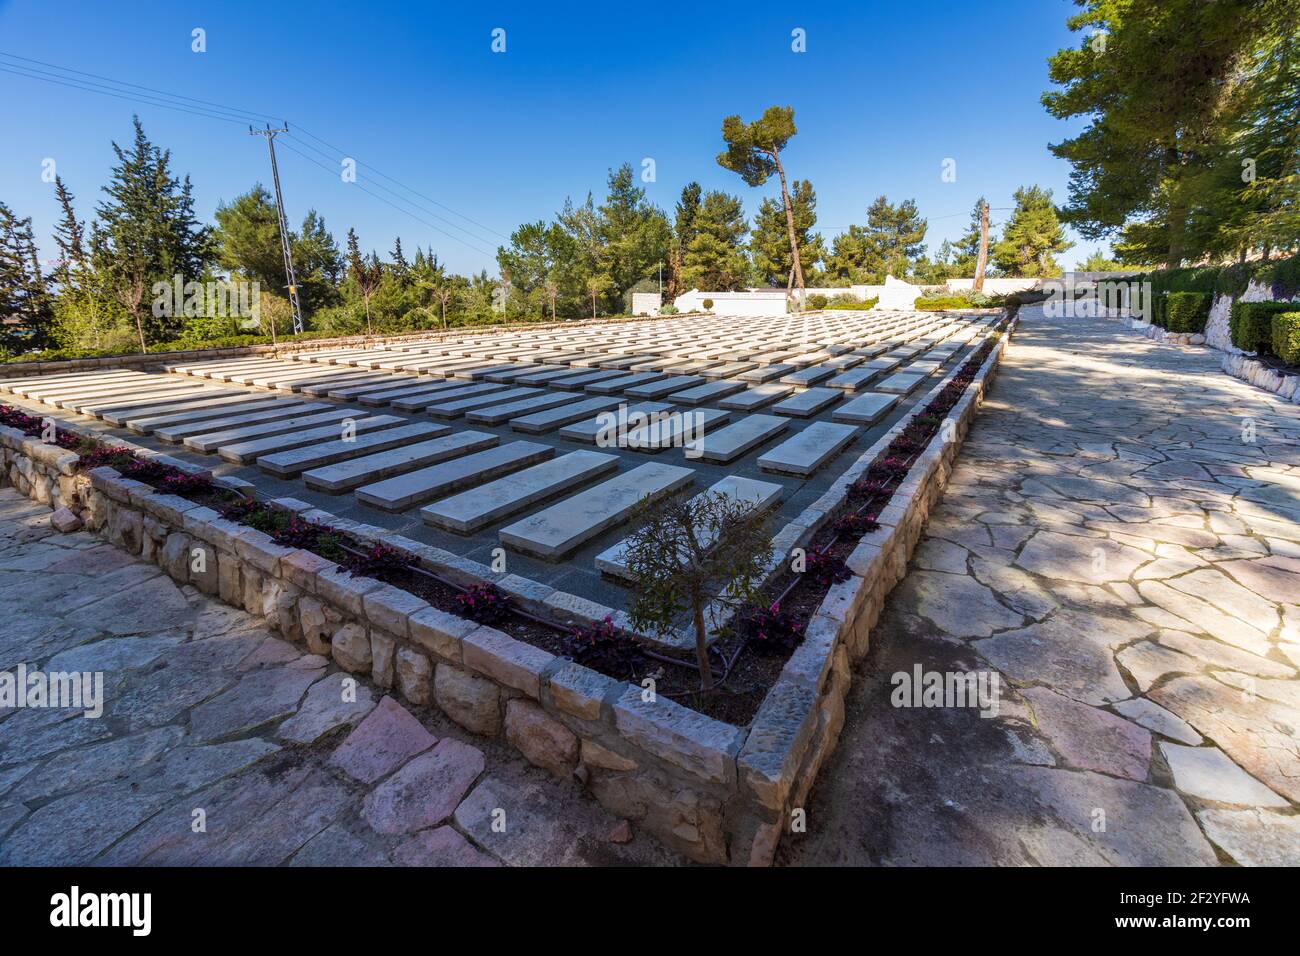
[780,306,1300,869]
[302,430,493,493]
[356,441,554,512]
[422,450,620,533]
[595,475,784,579]
[258,421,447,477]
[499,462,696,559]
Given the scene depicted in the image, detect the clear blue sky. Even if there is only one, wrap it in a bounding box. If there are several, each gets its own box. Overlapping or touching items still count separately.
[0,0,1103,276]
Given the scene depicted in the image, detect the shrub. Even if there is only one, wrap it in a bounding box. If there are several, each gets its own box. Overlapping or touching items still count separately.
[808,294,829,310]
[701,298,714,311]
[1164,291,1210,333]
[338,542,415,583]
[561,616,645,679]
[659,304,679,315]
[738,601,804,655]
[826,296,879,310]
[1272,312,1300,366]
[455,582,510,624]
[1230,300,1295,354]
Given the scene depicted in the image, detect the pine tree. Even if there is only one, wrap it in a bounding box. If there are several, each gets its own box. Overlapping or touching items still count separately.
[681,191,749,291]
[826,196,927,283]
[667,182,702,300]
[51,176,86,285]
[991,186,1073,277]
[750,180,825,287]
[0,202,54,351]
[93,116,213,345]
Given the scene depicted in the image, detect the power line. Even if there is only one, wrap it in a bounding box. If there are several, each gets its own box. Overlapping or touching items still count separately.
[0,52,505,258]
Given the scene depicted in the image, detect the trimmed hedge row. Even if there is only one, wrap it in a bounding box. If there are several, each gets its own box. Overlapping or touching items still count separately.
[1164,291,1211,333]
[1274,313,1300,366]
[1229,300,1297,354]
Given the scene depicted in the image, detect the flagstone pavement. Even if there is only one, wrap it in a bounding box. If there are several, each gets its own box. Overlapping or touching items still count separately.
[780,305,1300,867]
[0,487,682,866]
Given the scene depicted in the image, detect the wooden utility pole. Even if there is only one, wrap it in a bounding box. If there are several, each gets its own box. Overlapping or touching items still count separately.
[973,200,990,292]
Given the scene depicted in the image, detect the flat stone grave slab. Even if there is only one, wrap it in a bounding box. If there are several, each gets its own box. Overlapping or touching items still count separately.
[509,396,624,434]
[296,373,398,396]
[623,375,704,399]
[597,355,660,370]
[465,391,580,425]
[718,383,794,411]
[450,363,520,381]
[303,430,492,493]
[10,374,153,399]
[850,344,890,358]
[737,364,793,383]
[61,384,205,412]
[426,386,541,420]
[34,379,194,405]
[623,407,730,453]
[392,382,508,411]
[499,461,696,560]
[875,370,928,394]
[758,421,859,477]
[120,396,286,432]
[823,354,863,370]
[220,415,407,464]
[422,450,620,533]
[908,360,942,375]
[585,372,666,395]
[771,387,843,418]
[780,365,837,387]
[683,413,788,464]
[698,361,757,380]
[184,408,363,452]
[153,402,326,442]
[311,375,413,399]
[355,380,467,406]
[482,364,544,383]
[79,388,244,418]
[258,420,445,476]
[515,366,587,386]
[595,475,784,580]
[831,392,900,426]
[827,365,886,391]
[545,369,624,391]
[356,441,554,512]
[668,379,747,405]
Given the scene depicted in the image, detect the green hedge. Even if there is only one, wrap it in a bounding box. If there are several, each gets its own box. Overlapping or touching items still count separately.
[1230,300,1295,354]
[1272,312,1300,366]
[825,296,879,310]
[1165,292,1210,333]
[916,294,999,311]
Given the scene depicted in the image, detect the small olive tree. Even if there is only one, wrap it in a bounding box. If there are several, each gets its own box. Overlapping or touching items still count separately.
[622,492,773,690]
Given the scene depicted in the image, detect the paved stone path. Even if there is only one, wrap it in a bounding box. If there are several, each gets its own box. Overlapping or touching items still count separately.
[0,488,681,866]
[780,306,1300,867]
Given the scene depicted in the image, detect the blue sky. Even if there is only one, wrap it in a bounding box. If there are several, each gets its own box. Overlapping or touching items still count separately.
[0,0,1103,276]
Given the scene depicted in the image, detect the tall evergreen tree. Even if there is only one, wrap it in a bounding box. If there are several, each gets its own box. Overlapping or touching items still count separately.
[750,179,825,287]
[826,196,927,283]
[666,182,702,301]
[681,191,749,292]
[51,176,86,286]
[93,116,212,344]
[992,186,1073,277]
[0,201,54,351]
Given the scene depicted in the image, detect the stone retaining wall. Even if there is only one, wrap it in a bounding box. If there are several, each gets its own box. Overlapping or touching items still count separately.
[0,320,1009,865]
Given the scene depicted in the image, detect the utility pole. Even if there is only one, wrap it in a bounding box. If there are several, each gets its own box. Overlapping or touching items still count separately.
[249,123,304,334]
[973,199,990,293]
